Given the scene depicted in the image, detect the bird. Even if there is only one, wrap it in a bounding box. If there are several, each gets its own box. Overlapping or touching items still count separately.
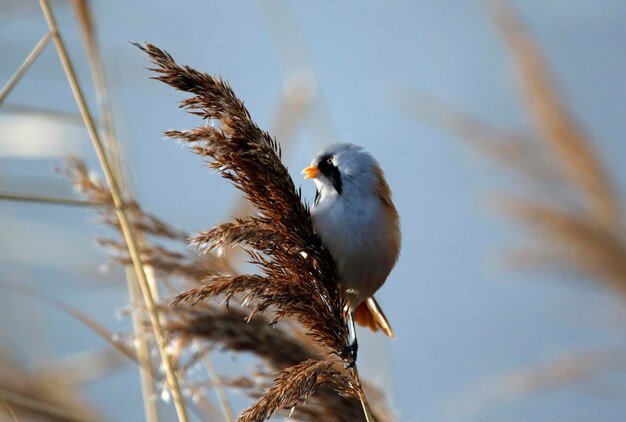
[302,143,400,338]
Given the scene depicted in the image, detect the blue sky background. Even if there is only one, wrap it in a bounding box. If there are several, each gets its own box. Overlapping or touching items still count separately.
[1,1,626,420]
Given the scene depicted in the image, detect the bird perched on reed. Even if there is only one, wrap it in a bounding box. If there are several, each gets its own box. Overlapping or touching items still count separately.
[302,143,400,337]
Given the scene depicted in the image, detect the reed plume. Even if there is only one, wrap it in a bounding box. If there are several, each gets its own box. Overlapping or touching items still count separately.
[134,41,368,420]
[59,42,389,421]
[134,43,351,354]
[64,158,366,421]
[61,158,231,284]
[166,303,392,421]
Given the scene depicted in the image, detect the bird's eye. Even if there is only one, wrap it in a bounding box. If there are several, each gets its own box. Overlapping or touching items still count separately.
[326,157,333,165]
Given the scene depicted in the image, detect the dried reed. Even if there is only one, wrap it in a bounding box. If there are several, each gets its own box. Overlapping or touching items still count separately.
[135,42,350,354]
[133,42,380,420]
[398,1,626,298]
[37,2,190,420]
[0,351,99,422]
[485,1,626,292]
[166,303,392,422]
[489,0,622,230]
[61,158,233,284]
[398,0,626,409]
[65,155,393,421]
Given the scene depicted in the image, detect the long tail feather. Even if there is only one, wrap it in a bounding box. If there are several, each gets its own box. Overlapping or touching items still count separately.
[354,297,395,338]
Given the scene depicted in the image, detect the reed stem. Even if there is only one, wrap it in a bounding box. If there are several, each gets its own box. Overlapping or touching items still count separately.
[0,191,102,208]
[38,1,189,420]
[352,364,374,422]
[0,30,52,105]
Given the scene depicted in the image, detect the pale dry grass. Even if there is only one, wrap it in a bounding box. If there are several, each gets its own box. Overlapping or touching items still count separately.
[396,0,626,413]
[0,353,99,422]
[396,1,626,298]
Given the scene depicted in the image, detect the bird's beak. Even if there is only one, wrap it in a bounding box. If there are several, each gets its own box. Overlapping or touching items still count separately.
[301,165,320,179]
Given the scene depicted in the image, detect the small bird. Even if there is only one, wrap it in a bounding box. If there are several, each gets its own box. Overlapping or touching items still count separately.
[302,143,400,337]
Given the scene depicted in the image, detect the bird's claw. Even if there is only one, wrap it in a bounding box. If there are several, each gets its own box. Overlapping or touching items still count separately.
[342,339,358,367]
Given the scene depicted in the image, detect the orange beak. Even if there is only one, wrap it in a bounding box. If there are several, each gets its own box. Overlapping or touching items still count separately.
[301,165,320,179]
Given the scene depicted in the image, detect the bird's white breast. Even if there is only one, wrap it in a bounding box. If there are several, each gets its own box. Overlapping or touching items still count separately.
[311,190,398,308]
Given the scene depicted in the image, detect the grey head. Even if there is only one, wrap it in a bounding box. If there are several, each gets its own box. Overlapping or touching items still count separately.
[308,143,380,203]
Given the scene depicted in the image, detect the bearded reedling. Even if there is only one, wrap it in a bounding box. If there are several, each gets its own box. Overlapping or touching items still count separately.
[303,143,400,341]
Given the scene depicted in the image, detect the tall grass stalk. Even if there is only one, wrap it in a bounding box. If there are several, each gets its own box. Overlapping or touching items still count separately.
[38,1,189,420]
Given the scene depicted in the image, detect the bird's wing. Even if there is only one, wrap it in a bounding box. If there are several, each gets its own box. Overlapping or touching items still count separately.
[354,296,395,338]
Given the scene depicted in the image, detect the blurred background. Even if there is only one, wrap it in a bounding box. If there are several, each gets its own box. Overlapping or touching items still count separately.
[1,0,626,421]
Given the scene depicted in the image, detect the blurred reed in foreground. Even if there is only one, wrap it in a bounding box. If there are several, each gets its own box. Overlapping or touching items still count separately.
[0,351,98,422]
[395,0,626,415]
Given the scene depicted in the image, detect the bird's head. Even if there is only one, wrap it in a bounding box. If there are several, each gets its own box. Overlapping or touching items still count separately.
[301,143,383,200]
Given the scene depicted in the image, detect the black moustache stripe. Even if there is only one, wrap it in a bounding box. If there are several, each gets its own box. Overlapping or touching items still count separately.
[318,155,342,195]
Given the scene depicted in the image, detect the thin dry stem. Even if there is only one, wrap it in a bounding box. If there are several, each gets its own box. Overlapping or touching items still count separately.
[63,159,231,421]
[71,0,128,182]
[71,0,173,417]
[351,366,375,422]
[0,30,52,105]
[126,269,160,422]
[38,2,189,420]
[0,397,18,422]
[0,191,102,208]
[202,355,235,422]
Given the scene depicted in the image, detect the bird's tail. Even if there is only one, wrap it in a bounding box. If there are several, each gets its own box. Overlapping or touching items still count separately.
[354,296,395,338]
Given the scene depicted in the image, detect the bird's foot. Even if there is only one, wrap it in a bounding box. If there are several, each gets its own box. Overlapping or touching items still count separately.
[342,338,358,367]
